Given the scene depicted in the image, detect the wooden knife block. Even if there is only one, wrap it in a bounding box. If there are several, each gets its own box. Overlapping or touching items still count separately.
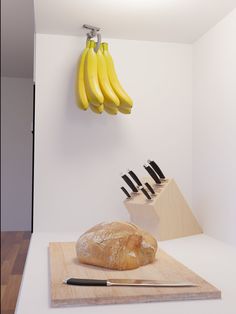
[124,178,202,241]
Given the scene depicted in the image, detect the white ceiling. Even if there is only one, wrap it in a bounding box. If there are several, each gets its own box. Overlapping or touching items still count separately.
[1,0,34,78]
[35,0,236,43]
[2,0,236,78]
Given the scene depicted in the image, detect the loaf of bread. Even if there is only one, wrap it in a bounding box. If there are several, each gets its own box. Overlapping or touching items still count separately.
[76,221,157,270]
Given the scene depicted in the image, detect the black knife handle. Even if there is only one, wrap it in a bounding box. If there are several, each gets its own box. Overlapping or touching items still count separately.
[121,186,131,198]
[65,278,107,286]
[143,165,161,184]
[121,174,139,192]
[140,187,152,200]
[148,160,165,179]
[145,182,155,195]
[128,170,142,187]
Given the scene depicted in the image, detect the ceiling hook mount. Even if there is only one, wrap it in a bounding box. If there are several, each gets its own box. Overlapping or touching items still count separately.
[83,24,101,52]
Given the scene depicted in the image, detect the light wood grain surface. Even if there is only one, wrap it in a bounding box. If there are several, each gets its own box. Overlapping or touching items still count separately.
[49,241,221,307]
[125,178,202,240]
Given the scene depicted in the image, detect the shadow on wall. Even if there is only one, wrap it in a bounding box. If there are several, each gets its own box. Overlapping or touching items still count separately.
[60,65,130,162]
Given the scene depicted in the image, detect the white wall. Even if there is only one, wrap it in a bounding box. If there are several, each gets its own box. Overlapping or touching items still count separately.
[1,77,33,231]
[34,34,193,232]
[193,9,236,245]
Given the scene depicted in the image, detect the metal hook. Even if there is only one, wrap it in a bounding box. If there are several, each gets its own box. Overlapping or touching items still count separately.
[83,24,101,51]
[94,33,101,52]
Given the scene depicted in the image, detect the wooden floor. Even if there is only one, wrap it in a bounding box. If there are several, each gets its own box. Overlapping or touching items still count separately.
[1,231,31,314]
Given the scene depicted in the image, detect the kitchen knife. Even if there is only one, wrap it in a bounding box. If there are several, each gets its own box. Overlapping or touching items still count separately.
[63,278,197,287]
[148,160,165,179]
[140,187,152,200]
[128,169,143,187]
[143,164,161,184]
[121,186,131,198]
[144,182,155,195]
[121,173,139,193]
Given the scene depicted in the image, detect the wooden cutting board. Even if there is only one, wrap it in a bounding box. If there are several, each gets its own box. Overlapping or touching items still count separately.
[49,242,221,307]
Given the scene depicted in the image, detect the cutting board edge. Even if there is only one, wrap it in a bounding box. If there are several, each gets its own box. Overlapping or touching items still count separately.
[51,289,221,307]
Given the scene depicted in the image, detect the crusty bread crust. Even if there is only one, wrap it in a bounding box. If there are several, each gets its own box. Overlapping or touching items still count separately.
[76,221,157,270]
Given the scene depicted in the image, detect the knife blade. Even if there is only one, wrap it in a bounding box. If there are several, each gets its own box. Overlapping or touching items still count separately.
[121,173,139,193]
[128,169,143,187]
[143,164,161,184]
[148,160,165,179]
[121,186,131,199]
[63,278,197,287]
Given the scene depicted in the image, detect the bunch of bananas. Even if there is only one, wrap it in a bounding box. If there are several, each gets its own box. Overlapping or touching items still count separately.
[75,40,133,115]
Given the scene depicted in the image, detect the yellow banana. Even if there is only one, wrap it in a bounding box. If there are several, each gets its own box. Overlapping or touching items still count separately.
[118,106,131,114]
[75,41,90,110]
[97,48,120,109]
[90,103,104,114]
[102,42,133,109]
[84,40,104,106]
[104,105,118,115]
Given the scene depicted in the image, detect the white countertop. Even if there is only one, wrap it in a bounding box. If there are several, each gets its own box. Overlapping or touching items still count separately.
[15,233,236,314]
